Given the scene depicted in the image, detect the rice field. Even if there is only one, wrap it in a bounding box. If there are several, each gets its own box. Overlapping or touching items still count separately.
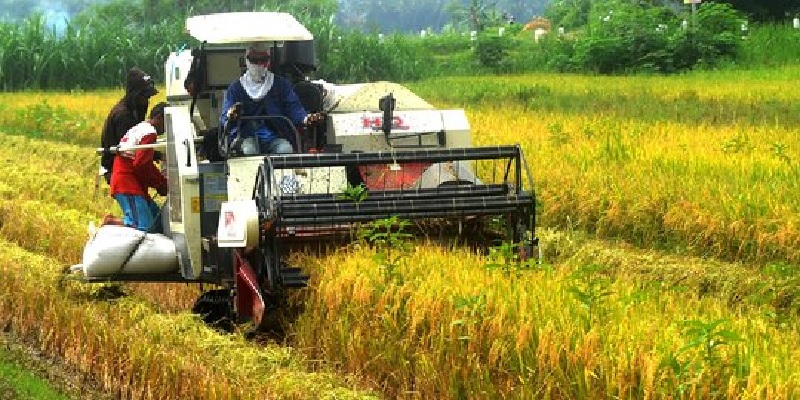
[0,67,798,399]
[411,66,800,264]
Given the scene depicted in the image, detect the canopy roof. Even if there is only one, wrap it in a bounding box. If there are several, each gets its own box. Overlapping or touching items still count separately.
[186,12,314,44]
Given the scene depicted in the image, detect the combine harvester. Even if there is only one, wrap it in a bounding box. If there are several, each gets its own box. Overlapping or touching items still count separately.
[73,12,539,331]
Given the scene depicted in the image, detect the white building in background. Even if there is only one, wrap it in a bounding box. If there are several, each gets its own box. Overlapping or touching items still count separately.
[534,28,547,42]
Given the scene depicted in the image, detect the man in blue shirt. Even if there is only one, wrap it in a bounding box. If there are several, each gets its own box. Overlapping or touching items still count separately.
[220,43,322,155]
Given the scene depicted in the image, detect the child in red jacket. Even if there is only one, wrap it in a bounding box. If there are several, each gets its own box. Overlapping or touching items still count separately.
[110,102,168,232]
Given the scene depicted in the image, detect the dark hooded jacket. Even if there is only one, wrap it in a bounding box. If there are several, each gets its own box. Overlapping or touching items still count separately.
[100,68,158,182]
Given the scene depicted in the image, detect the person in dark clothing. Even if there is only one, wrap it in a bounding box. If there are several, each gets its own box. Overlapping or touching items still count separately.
[100,68,159,183]
[220,43,322,155]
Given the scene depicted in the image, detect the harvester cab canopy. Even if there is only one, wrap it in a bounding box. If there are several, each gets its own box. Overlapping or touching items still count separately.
[167,12,319,138]
[185,12,313,43]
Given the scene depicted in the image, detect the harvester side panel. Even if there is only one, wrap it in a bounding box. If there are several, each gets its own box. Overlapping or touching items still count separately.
[165,106,203,279]
[326,110,470,153]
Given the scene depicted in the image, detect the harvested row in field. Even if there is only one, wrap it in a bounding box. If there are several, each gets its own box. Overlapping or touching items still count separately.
[0,134,114,216]
[0,192,209,315]
[0,195,229,322]
[0,240,378,400]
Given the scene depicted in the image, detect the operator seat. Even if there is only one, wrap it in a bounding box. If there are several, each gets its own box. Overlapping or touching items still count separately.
[293,81,323,113]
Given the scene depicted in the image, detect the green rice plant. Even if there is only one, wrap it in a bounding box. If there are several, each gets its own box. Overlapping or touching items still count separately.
[661,319,745,397]
[358,216,413,284]
[450,293,486,342]
[769,141,791,164]
[546,121,571,147]
[483,240,537,277]
[339,183,368,203]
[567,264,613,332]
[721,130,752,154]
[679,319,743,366]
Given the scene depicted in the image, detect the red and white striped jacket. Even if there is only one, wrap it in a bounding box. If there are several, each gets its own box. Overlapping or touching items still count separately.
[109,121,166,200]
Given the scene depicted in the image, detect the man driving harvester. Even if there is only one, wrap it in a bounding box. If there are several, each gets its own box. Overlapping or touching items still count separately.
[219,43,323,155]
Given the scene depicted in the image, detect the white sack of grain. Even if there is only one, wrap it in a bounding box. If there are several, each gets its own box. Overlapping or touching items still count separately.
[81,225,178,277]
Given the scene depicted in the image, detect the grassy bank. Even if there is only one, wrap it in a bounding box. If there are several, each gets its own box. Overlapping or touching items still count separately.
[0,345,71,400]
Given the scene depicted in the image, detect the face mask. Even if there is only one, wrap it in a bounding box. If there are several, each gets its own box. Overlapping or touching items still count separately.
[245,60,268,82]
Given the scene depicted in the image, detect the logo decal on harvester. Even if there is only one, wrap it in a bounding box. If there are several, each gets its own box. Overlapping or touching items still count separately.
[362,116,410,131]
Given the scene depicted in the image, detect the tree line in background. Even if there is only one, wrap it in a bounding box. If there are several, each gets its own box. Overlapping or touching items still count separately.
[1,0,800,91]
[4,0,800,30]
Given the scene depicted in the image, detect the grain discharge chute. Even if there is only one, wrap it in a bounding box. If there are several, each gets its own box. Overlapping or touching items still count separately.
[75,12,539,331]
